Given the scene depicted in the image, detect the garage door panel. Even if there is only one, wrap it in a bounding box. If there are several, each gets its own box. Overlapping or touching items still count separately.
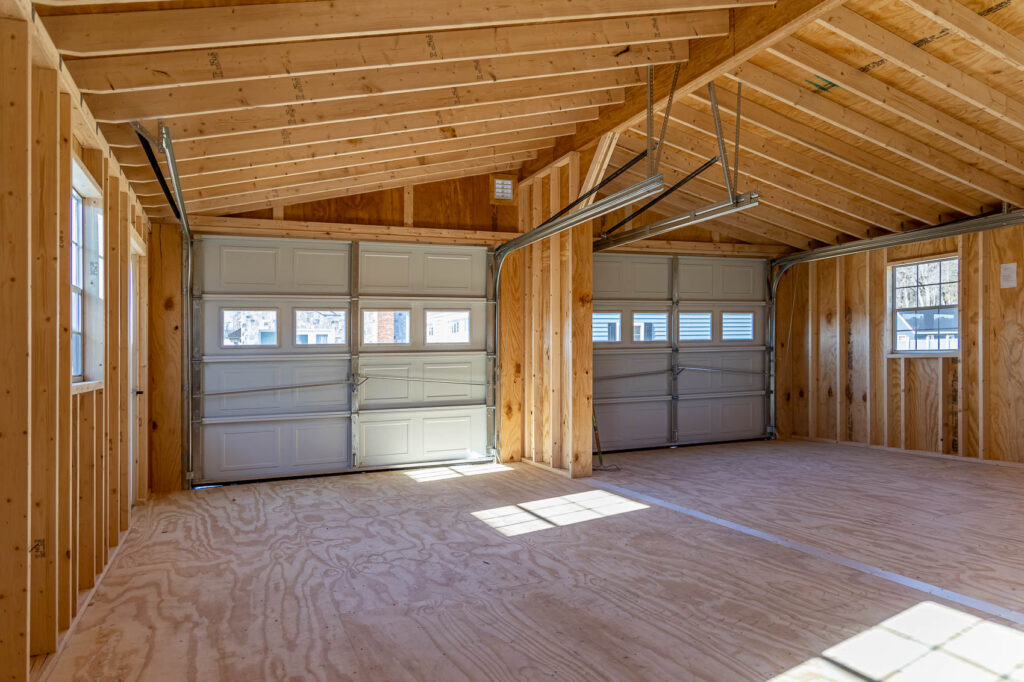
[675,397,764,443]
[203,359,350,418]
[292,249,349,289]
[594,401,671,451]
[594,352,671,399]
[359,353,485,408]
[199,237,350,295]
[359,243,485,297]
[202,297,351,356]
[221,246,279,286]
[201,417,350,482]
[356,406,486,468]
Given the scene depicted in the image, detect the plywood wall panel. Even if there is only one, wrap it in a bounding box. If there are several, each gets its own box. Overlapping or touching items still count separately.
[777,224,1024,463]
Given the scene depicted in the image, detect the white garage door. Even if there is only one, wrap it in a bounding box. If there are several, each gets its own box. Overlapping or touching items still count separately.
[194,237,489,484]
[592,254,768,451]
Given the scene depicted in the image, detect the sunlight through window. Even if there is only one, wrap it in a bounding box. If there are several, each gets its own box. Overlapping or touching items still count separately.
[403,463,512,482]
[472,490,648,537]
[768,601,1024,682]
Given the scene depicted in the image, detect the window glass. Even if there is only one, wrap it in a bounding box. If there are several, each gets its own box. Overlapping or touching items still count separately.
[892,257,958,352]
[679,312,712,341]
[295,309,346,345]
[222,309,278,346]
[633,313,668,342]
[592,312,621,342]
[71,190,85,377]
[721,312,755,341]
[363,311,410,344]
[426,310,470,344]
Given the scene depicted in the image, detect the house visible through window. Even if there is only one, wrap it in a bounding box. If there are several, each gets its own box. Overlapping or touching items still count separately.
[363,310,410,344]
[633,313,668,342]
[295,309,346,346]
[222,309,278,346]
[71,189,85,378]
[892,257,959,352]
[592,312,621,342]
[426,310,470,344]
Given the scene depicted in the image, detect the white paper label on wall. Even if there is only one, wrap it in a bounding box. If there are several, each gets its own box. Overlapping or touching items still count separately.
[1001,262,1018,289]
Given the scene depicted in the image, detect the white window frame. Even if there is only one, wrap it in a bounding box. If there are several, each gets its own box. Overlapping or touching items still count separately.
[293,308,347,347]
[219,307,281,349]
[888,255,960,355]
[71,188,86,381]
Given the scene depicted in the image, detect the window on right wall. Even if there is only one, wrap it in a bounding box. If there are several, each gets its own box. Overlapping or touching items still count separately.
[892,257,959,352]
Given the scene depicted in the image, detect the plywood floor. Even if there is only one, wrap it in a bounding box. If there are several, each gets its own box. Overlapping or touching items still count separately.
[45,442,1024,681]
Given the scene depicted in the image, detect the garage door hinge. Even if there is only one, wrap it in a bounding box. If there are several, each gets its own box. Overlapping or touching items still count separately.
[185,470,195,481]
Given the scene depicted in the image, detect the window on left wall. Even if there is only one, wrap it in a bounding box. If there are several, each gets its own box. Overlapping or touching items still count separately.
[71,156,105,382]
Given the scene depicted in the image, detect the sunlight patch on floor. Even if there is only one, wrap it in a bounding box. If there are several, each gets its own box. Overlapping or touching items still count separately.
[403,463,512,482]
[472,490,648,536]
[769,601,1024,681]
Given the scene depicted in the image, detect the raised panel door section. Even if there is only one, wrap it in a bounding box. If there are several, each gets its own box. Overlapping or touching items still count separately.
[198,236,349,295]
[593,254,672,300]
[359,353,485,409]
[358,243,485,297]
[677,257,765,301]
[356,406,486,468]
[593,400,671,451]
[202,359,351,418]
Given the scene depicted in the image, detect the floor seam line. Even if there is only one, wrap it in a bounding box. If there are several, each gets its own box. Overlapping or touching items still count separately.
[587,478,1024,627]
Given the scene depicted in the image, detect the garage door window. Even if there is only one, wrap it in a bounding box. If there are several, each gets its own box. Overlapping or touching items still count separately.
[222,309,278,347]
[295,309,346,346]
[679,312,712,341]
[633,313,668,342]
[592,312,621,342]
[721,313,755,341]
[426,310,470,344]
[363,310,410,344]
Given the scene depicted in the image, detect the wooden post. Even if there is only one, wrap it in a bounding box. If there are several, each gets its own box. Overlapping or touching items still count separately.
[119,191,131,530]
[57,89,74,633]
[105,175,121,547]
[29,64,61,657]
[149,223,184,492]
[0,17,33,679]
[77,391,96,591]
[548,171,562,468]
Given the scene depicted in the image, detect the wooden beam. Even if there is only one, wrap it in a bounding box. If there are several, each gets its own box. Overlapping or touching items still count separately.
[578,131,620,206]
[29,65,60,658]
[127,115,582,179]
[148,155,535,218]
[524,0,846,176]
[148,224,182,493]
[117,103,602,165]
[821,7,1024,136]
[900,0,1024,73]
[118,191,130,531]
[730,62,1024,206]
[56,89,73,633]
[609,238,791,256]
[104,175,121,550]
[137,145,545,205]
[688,85,979,215]
[87,41,690,122]
[189,216,520,245]
[120,69,647,140]
[403,186,414,227]
[76,392,96,592]
[185,160,528,217]
[43,0,768,56]
[69,11,726,92]
[768,37,1024,177]
[0,17,32,679]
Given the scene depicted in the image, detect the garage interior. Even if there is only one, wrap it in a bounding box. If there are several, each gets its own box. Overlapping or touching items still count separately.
[3,0,1024,679]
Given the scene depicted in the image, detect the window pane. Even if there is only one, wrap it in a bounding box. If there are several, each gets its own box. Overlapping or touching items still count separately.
[722,312,755,341]
[632,313,668,342]
[918,260,940,285]
[222,309,277,346]
[895,287,917,309]
[941,259,958,283]
[363,311,410,344]
[896,331,914,351]
[919,284,940,306]
[295,309,346,345]
[937,306,958,330]
[426,310,470,344]
[71,291,82,333]
[679,312,712,341]
[941,283,958,305]
[894,265,917,288]
[592,313,621,342]
[71,333,82,377]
